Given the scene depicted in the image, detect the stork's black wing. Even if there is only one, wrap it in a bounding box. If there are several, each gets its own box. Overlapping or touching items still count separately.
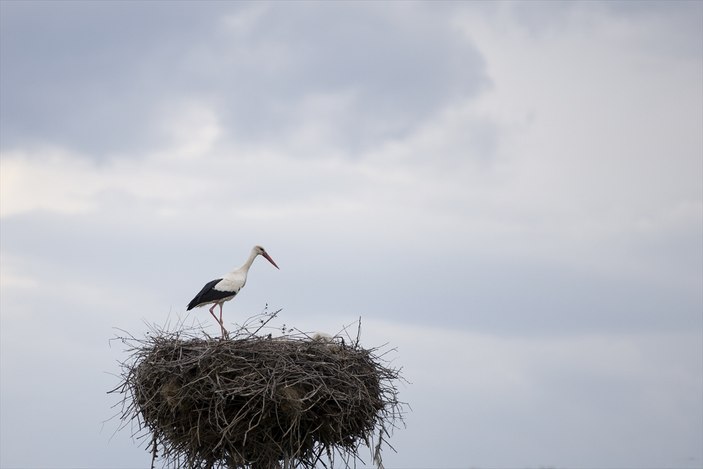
[187,278,236,310]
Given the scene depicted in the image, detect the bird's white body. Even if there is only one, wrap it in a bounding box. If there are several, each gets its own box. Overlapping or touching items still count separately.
[212,266,248,298]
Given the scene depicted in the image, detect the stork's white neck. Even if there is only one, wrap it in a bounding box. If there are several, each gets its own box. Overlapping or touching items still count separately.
[238,247,260,273]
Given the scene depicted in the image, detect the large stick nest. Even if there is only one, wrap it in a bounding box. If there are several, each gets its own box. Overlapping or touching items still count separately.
[110,312,405,469]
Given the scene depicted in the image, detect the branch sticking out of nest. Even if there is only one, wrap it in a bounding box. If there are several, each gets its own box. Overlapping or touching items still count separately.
[109,310,405,469]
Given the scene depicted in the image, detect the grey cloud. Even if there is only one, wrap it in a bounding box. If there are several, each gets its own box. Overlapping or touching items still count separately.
[0,1,236,155]
[1,1,487,156]
[3,210,700,338]
[225,3,487,147]
[508,0,703,57]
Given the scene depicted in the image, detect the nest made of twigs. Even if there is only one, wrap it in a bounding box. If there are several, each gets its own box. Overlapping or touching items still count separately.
[110,313,405,469]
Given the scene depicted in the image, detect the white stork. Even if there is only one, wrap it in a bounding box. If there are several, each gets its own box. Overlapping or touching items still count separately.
[187,245,279,336]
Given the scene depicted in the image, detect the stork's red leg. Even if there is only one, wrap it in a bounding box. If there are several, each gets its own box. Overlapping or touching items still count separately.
[219,303,228,337]
[208,304,220,327]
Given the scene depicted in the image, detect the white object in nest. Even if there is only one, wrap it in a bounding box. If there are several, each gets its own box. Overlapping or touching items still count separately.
[310,332,335,343]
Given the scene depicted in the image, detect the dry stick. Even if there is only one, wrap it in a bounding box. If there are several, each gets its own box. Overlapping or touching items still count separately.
[150,433,158,469]
[249,308,283,337]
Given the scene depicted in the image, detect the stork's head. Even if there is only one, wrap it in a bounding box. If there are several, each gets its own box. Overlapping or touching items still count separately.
[254,245,280,269]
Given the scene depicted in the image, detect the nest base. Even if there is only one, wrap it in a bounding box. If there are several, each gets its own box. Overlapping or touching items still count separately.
[111,317,403,469]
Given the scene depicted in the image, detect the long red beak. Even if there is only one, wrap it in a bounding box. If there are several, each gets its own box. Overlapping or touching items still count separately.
[262,251,279,269]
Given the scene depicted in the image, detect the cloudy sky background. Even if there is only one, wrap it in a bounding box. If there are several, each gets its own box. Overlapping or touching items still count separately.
[1,1,701,468]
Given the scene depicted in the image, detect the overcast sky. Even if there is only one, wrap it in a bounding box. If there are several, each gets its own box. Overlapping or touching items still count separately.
[1,1,701,468]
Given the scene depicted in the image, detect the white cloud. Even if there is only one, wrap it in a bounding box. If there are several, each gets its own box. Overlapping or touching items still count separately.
[0,147,205,218]
[1,147,102,217]
[153,99,222,160]
[463,3,701,215]
[443,3,703,280]
[0,252,38,294]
